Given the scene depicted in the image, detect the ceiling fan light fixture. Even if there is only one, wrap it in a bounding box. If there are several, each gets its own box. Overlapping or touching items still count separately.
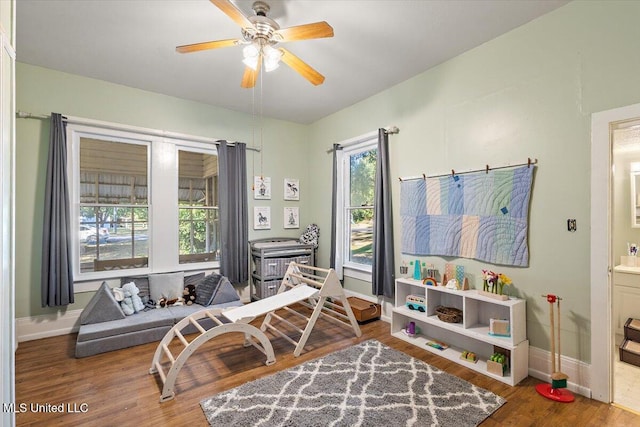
[264,57,280,72]
[243,55,259,70]
[242,43,261,70]
[242,43,260,59]
[263,45,282,72]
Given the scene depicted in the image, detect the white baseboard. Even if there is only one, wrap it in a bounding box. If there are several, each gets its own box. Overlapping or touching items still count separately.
[527,344,591,398]
[14,291,593,399]
[16,309,83,343]
[344,289,592,397]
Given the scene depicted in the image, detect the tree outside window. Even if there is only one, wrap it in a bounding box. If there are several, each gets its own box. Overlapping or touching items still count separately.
[347,148,377,266]
[178,150,220,264]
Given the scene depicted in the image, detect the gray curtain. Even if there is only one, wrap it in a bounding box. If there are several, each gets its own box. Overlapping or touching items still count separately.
[371,128,395,297]
[41,113,74,307]
[329,143,340,269]
[218,140,248,284]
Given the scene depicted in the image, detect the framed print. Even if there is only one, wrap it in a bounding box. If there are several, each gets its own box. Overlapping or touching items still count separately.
[284,178,299,201]
[254,206,271,230]
[284,207,299,229]
[254,176,271,200]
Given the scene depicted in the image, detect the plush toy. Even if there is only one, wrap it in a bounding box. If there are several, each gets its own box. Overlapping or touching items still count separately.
[113,282,144,315]
[122,282,145,313]
[183,284,197,306]
[157,297,182,308]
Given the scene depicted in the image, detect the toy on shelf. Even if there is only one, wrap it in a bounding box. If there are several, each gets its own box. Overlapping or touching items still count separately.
[402,321,420,338]
[399,261,409,277]
[405,295,426,312]
[410,259,425,280]
[479,269,510,301]
[535,294,574,403]
[442,263,469,290]
[435,305,463,323]
[426,340,449,351]
[460,350,478,363]
[489,318,511,337]
[487,351,508,376]
[426,266,438,281]
[422,277,437,286]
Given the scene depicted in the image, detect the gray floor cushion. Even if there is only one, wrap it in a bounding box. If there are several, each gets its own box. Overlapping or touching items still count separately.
[76,273,244,358]
[77,309,174,342]
[75,326,171,358]
[211,277,242,305]
[80,281,125,325]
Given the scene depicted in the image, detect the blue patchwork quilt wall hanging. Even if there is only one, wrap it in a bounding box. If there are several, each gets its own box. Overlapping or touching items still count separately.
[400,165,534,267]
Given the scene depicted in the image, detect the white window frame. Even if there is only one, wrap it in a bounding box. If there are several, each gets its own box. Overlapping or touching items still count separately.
[176,145,220,264]
[335,131,377,282]
[67,123,219,290]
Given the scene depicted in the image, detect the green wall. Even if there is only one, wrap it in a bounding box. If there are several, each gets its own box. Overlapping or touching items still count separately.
[15,1,640,363]
[307,1,640,362]
[15,63,310,319]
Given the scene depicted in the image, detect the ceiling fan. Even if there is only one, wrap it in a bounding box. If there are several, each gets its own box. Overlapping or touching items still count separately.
[177,0,334,88]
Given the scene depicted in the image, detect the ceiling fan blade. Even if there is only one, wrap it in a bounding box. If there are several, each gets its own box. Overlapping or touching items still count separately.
[210,0,253,29]
[276,21,334,42]
[176,38,240,53]
[241,67,257,88]
[279,48,325,86]
[241,56,262,88]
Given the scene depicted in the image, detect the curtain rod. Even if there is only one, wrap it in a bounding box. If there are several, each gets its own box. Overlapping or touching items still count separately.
[326,126,400,154]
[16,110,261,153]
[398,158,538,182]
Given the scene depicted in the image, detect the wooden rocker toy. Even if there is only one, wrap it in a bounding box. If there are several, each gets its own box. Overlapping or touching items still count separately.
[149,263,362,402]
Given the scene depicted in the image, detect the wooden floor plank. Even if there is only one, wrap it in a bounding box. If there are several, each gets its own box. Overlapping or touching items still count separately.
[14,313,640,426]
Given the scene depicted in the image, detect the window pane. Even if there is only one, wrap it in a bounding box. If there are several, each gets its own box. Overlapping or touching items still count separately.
[178,207,219,263]
[349,149,376,207]
[178,150,219,264]
[348,208,373,265]
[78,137,149,273]
[80,138,147,204]
[79,206,149,272]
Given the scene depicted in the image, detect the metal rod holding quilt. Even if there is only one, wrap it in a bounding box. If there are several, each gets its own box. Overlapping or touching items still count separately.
[398,157,538,182]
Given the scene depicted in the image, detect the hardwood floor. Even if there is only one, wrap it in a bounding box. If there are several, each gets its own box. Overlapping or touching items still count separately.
[14,311,640,427]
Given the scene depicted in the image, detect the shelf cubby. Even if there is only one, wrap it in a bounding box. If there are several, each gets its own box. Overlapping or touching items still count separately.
[391,278,529,386]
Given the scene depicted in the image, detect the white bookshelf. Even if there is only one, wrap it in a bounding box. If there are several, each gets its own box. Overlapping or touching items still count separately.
[391,278,529,386]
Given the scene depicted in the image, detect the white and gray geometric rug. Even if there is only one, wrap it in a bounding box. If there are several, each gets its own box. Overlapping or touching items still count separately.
[201,339,505,426]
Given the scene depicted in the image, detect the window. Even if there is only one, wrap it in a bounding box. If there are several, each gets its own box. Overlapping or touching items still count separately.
[68,123,220,281]
[335,133,377,279]
[178,150,220,264]
[78,137,149,273]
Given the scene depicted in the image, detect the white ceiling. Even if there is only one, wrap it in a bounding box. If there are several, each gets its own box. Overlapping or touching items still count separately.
[16,0,570,124]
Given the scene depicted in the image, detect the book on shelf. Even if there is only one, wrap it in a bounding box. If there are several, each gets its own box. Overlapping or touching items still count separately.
[426,340,449,350]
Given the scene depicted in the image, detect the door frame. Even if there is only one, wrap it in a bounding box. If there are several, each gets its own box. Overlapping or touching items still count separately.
[591,102,640,402]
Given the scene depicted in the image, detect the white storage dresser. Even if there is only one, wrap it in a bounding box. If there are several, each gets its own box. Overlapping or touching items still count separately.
[391,278,529,386]
[249,238,314,300]
[613,265,640,340]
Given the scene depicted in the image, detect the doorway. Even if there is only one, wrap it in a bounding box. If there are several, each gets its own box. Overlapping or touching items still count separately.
[591,102,640,408]
[611,120,640,413]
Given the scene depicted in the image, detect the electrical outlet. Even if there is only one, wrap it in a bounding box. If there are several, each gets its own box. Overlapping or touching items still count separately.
[567,219,577,232]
